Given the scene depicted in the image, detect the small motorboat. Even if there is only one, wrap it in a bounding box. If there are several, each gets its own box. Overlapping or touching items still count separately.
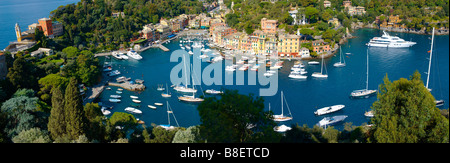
[314,105,345,116]
[110,95,121,98]
[132,99,141,103]
[316,115,348,127]
[205,89,223,95]
[109,99,121,103]
[130,95,139,99]
[154,103,163,106]
[124,107,142,114]
[101,108,111,116]
[364,110,374,117]
[148,105,157,109]
[308,61,320,65]
[274,125,292,133]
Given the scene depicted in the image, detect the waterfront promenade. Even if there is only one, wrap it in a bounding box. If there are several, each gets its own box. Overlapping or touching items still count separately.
[94,29,208,57]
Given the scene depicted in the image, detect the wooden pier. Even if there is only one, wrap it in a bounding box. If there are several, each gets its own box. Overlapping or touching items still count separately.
[108,81,146,91]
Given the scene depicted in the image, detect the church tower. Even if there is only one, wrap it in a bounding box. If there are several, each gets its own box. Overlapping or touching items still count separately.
[15,23,22,42]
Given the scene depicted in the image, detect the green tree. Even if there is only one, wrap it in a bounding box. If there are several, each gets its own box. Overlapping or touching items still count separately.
[197,90,281,143]
[64,77,87,140]
[150,126,180,143]
[7,56,38,89]
[369,71,449,143]
[305,7,319,23]
[0,89,39,138]
[48,85,66,140]
[172,125,202,143]
[62,46,79,59]
[38,74,69,103]
[109,112,137,129]
[11,127,51,143]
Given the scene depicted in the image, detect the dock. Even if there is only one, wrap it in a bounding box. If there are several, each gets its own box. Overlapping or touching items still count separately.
[156,44,169,51]
[108,81,146,91]
[83,83,107,105]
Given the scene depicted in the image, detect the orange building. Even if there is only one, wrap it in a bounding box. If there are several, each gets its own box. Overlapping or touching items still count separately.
[312,40,331,54]
[38,18,53,36]
[261,18,278,34]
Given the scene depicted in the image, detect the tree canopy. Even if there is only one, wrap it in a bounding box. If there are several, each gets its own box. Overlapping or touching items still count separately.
[197,90,281,143]
[369,71,449,143]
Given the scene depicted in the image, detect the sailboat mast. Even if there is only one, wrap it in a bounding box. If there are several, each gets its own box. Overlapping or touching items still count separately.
[426,27,435,89]
[366,49,369,90]
[183,54,189,86]
[167,101,171,126]
[321,55,324,74]
[281,91,284,116]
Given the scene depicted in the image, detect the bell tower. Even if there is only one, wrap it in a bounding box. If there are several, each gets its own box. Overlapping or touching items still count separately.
[15,23,22,42]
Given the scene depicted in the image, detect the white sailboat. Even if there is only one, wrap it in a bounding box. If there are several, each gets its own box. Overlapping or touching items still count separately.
[161,84,171,98]
[333,48,346,67]
[350,49,377,98]
[158,101,180,130]
[272,91,293,122]
[312,55,328,78]
[178,64,204,102]
[173,54,197,93]
[425,27,445,107]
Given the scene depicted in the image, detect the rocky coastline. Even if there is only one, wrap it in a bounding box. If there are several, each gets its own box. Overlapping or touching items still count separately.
[351,22,449,35]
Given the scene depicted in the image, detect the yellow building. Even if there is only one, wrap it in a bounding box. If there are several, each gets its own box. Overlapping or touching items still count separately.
[277,33,300,57]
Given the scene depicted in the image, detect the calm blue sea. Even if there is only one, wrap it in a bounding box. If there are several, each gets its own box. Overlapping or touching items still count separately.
[0,0,80,49]
[99,28,449,129]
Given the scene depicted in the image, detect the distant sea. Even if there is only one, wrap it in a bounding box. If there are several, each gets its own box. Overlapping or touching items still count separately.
[0,0,80,49]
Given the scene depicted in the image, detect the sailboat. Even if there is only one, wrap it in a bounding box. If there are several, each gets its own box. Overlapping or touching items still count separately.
[333,47,346,67]
[425,27,445,107]
[173,54,197,93]
[350,49,377,98]
[178,64,204,102]
[272,91,293,122]
[312,55,328,78]
[161,83,171,98]
[158,101,180,130]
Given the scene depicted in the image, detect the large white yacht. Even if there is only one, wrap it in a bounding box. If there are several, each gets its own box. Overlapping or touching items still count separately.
[366,31,416,48]
[127,48,143,60]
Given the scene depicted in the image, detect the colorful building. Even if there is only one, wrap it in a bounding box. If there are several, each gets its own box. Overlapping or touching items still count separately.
[312,40,331,54]
[38,18,53,37]
[140,24,160,42]
[277,33,300,57]
[261,18,278,34]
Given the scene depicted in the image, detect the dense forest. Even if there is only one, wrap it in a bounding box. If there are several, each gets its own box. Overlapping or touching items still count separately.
[49,0,206,52]
[224,0,449,37]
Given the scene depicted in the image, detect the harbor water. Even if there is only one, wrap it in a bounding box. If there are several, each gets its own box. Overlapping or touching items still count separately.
[99,28,449,129]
